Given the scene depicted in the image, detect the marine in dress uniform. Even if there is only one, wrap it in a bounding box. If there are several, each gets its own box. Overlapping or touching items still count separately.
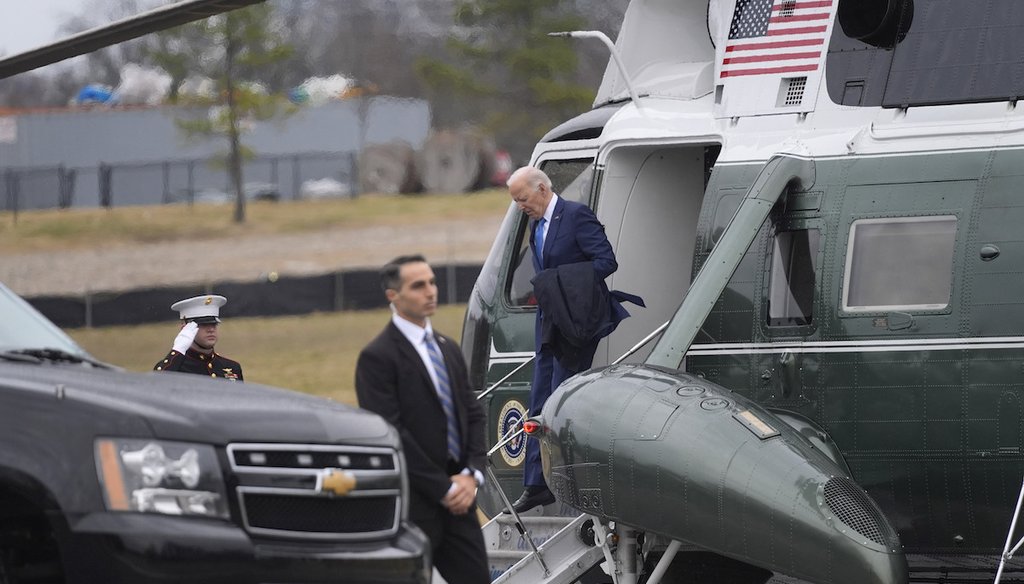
[154,295,243,381]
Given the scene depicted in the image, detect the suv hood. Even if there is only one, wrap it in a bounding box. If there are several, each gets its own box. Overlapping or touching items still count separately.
[0,362,395,447]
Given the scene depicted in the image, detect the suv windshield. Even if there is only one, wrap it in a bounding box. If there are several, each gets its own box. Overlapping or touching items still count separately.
[0,283,87,356]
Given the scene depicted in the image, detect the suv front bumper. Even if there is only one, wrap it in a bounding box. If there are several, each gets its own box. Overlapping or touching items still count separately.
[60,512,431,583]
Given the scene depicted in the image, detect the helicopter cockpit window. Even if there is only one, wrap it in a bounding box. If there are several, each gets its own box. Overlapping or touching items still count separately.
[768,229,820,327]
[506,159,594,307]
[842,216,957,312]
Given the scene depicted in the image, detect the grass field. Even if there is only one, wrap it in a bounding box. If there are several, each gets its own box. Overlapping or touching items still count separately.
[0,189,509,253]
[12,192,495,404]
[67,304,468,406]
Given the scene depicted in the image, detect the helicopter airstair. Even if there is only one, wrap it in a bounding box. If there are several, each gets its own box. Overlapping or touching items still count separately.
[476,323,676,584]
[480,501,681,584]
[478,421,610,583]
[483,512,607,584]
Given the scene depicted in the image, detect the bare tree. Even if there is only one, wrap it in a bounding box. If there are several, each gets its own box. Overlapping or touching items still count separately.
[151,5,294,223]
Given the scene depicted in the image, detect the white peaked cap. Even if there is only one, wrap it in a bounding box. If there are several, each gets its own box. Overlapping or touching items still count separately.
[171,295,227,323]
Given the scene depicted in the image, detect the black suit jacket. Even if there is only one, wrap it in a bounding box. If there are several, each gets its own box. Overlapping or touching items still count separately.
[530,197,640,368]
[355,322,486,522]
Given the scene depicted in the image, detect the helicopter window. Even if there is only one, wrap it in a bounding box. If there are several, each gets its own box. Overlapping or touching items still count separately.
[842,216,957,312]
[768,229,820,327]
[508,224,538,307]
[541,160,593,205]
[505,159,594,307]
[709,192,743,250]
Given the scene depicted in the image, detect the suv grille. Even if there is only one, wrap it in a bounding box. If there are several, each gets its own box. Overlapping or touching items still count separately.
[242,493,397,533]
[228,443,402,540]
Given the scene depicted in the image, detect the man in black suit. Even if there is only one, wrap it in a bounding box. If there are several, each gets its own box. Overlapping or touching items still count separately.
[507,166,632,513]
[356,255,490,584]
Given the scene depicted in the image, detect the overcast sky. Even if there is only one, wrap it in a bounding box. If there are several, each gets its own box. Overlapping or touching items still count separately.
[1,0,94,55]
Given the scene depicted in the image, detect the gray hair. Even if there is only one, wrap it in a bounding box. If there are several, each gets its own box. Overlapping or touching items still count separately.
[507,166,552,191]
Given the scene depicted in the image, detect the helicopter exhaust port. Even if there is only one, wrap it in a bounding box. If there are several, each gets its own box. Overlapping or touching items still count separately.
[838,0,914,48]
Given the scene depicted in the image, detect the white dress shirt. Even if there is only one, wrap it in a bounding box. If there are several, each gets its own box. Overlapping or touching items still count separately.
[390,312,484,497]
[537,193,559,249]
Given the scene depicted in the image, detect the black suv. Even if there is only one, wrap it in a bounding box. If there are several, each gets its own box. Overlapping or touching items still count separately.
[0,283,430,583]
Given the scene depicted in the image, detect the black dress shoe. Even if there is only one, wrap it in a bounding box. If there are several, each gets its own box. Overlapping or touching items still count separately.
[506,486,556,513]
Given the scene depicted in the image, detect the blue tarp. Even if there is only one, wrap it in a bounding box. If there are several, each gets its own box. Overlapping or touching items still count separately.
[75,84,114,104]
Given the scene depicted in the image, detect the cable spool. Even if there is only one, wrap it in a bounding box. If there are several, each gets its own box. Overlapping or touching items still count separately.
[416,129,496,194]
[358,141,420,195]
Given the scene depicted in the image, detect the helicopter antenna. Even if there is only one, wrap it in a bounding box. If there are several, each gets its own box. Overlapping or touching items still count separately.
[548,30,644,109]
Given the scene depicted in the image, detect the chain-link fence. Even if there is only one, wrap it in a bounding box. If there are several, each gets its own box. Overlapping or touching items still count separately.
[2,150,358,213]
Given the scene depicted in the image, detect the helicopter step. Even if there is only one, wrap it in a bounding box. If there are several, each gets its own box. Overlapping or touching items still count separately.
[483,512,607,584]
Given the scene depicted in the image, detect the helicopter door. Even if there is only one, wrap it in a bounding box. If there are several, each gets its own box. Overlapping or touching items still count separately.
[473,155,597,513]
[595,145,717,365]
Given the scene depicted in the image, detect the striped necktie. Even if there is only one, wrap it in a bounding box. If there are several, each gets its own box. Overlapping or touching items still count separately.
[424,331,461,462]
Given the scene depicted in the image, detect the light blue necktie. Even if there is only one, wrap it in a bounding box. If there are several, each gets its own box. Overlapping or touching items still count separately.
[424,331,461,462]
[535,217,546,263]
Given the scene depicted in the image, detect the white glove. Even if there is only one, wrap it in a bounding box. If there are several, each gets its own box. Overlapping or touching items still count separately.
[173,322,199,353]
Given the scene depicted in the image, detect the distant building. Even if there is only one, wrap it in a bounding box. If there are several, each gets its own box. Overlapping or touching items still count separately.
[0,98,430,209]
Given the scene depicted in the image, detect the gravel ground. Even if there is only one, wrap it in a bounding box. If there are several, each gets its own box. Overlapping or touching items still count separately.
[1,216,501,297]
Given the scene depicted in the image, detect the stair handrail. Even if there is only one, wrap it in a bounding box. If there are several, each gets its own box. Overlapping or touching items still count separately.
[478,318,669,403]
[484,320,669,460]
[477,356,535,402]
[611,320,669,365]
[485,463,551,577]
[488,424,526,458]
[995,475,1024,583]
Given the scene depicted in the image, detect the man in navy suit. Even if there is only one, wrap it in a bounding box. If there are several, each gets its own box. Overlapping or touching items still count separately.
[506,166,620,513]
[356,255,490,584]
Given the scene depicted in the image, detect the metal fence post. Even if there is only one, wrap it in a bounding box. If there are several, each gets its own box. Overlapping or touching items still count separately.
[162,162,171,204]
[349,151,359,199]
[84,291,93,329]
[5,170,19,224]
[292,155,301,200]
[187,161,195,206]
[58,166,76,209]
[446,264,456,305]
[98,163,112,208]
[270,157,279,198]
[333,271,345,312]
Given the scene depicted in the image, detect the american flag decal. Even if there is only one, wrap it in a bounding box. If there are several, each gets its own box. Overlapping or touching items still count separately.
[721,0,834,78]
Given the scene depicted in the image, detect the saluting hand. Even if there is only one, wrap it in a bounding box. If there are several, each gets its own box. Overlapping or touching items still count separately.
[173,321,199,353]
[443,474,477,515]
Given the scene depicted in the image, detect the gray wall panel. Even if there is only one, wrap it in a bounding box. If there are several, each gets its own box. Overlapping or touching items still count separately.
[0,98,429,168]
[0,98,430,209]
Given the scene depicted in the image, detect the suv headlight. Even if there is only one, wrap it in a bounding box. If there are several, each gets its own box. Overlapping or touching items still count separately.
[95,438,229,519]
